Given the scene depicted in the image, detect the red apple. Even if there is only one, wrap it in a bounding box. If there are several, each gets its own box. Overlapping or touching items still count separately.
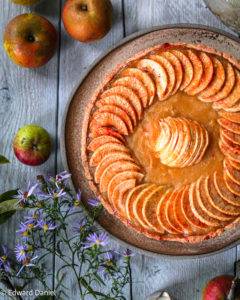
[62,0,113,42]
[203,275,234,300]
[3,13,58,68]
[13,124,52,166]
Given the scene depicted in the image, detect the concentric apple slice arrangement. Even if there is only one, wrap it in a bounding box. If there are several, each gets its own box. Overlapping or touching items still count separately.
[83,44,240,243]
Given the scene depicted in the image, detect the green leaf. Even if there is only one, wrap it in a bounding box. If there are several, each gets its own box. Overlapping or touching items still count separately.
[0,155,10,164]
[0,190,18,224]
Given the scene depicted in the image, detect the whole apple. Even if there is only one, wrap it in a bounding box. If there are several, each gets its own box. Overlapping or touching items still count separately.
[13,124,52,166]
[62,0,113,42]
[4,14,58,68]
[11,0,41,5]
[203,275,234,300]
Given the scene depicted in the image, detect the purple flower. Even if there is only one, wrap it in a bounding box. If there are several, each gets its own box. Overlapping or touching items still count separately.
[56,171,71,183]
[15,183,38,206]
[37,220,57,233]
[0,246,11,272]
[123,249,133,258]
[72,218,87,233]
[73,190,82,207]
[38,186,66,200]
[24,210,42,226]
[16,222,31,240]
[84,232,108,249]
[15,244,28,262]
[88,198,101,207]
[16,256,38,276]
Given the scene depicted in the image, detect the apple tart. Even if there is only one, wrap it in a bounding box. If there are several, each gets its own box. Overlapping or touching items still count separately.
[82,43,240,243]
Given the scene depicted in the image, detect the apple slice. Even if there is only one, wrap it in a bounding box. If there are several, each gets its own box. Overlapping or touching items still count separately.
[97,104,134,133]
[112,76,148,108]
[218,111,240,124]
[132,184,157,230]
[212,69,240,109]
[107,170,144,200]
[166,188,185,233]
[171,118,191,167]
[184,50,203,93]
[221,128,240,146]
[88,135,124,152]
[174,186,207,235]
[149,54,176,99]
[99,160,140,193]
[218,117,240,134]
[125,183,149,223]
[198,57,225,100]
[90,111,129,136]
[187,52,214,96]
[120,68,156,105]
[223,170,240,197]
[208,172,239,216]
[204,62,235,102]
[94,152,134,183]
[137,58,168,100]
[224,158,240,185]
[89,143,129,167]
[194,123,209,164]
[219,139,240,163]
[156,190,181,234]
[161,51,183,95]
[214,170,240,206]
[171,49,194,91]
[155,120,172,153]
[182,121,200,167]
[189,181,219,227]
[110,179,136,214]
[96,95,137,126]
[196,176,232,222]
[100,86,142,120]
[89,127,125,142]
[180,184,208,230]
[228,158,240,170]
[141,185,167,233]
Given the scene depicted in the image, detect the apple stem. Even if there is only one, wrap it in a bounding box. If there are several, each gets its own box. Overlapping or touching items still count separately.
[80,4,88,11]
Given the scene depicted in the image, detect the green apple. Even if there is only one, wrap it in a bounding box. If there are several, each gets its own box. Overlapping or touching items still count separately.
[13,124,52,166]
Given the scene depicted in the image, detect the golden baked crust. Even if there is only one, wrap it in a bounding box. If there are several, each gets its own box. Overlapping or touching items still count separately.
[81,43,240,243]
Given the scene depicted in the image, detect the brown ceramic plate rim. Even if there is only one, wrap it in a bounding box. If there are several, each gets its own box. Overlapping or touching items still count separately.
[60,24,240,259]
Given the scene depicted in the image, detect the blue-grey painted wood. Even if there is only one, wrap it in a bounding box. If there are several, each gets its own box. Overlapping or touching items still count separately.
[0,0,60,299]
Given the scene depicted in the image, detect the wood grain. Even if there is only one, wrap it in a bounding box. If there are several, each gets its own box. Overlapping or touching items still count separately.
[0,0,60,297]
[0,0,239,299]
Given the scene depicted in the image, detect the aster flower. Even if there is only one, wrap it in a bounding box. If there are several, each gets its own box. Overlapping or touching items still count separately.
[39,186,66,200]
[0,246,11,272]
[15,182,38,207]
[24,210,42,226]
[83,232,108,249]
[16,222,31,240]
[99,251,117,279]
[72,218,87,233]
[56,171,71,184]
[37,219,57,233]
[15,244,28,263]
[123,249,133,258]
[88,197,101,207]
[16,256,38,276]
[73,190,82,207]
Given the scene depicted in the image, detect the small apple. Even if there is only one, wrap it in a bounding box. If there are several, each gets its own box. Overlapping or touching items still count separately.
[4,14,58,68]
[203,275,234,300]
[13,124,52,166]
[11,0,41,5]
[62,0,113,42]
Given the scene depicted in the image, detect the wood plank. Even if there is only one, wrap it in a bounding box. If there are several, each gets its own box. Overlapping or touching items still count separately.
[57,1,129,298]
[123,0,237,299]
[0,0,60,296]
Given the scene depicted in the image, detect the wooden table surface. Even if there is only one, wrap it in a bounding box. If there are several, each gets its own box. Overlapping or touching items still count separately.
[0,1,239,299]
